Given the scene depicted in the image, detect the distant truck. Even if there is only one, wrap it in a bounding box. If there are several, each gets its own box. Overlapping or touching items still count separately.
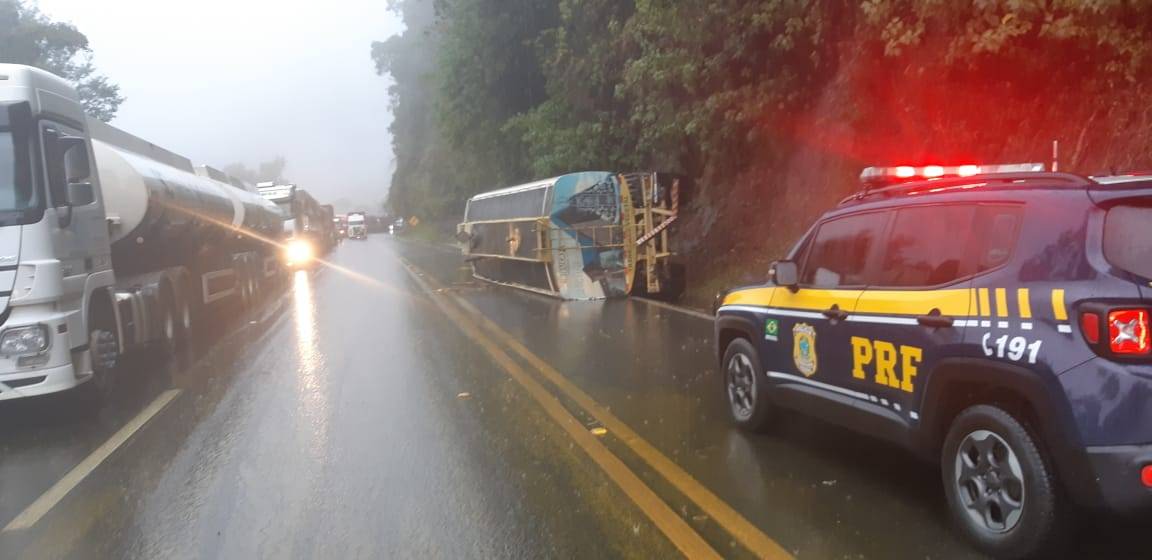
[334,214,348,240]
[347,212,367,240]
[0,64,284,401]
[257,182,331,266]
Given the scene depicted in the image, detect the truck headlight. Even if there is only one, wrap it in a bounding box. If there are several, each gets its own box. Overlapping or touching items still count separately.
[0,325,49,357]
[285,239,314,264]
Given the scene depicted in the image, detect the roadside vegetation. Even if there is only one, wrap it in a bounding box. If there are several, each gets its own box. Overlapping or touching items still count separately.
[0,0,123,121]
[375,1,1152,306]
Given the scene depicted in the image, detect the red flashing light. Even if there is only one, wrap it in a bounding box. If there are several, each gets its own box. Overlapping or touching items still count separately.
[1080,312,1101,345]
[1142,465,1152,488]
[1108,309,1150,355]
[859,163,1045,187]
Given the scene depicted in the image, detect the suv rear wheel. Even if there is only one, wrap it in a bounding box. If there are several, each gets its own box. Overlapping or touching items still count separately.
[942,404,1066,559]
[722,338,774,432]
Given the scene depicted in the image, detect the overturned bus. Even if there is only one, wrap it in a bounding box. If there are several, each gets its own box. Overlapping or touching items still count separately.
[457,172,681,300]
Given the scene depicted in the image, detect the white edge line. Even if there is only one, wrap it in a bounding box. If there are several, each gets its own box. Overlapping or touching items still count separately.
[634,297,715,321]
[3,388,182,533]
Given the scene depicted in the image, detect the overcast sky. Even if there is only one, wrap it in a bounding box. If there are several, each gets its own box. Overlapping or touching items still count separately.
[36,0,403,212]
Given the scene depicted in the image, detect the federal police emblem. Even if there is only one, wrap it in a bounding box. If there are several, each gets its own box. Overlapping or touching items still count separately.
[792,323,818,377]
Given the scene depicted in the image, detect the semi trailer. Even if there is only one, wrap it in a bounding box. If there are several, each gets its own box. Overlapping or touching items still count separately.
[0,64,285,401]
[320,204,337,250]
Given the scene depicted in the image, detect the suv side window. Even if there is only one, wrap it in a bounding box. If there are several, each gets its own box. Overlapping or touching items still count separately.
[878,205,976,288]
[800,212,888,288]
[974,205,1023,273]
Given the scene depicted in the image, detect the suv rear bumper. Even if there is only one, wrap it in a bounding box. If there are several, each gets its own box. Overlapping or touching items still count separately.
[1085,444,1152,513]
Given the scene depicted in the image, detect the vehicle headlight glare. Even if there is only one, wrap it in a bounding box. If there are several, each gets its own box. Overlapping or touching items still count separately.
[0,325,49,357]
[285,239,314,264]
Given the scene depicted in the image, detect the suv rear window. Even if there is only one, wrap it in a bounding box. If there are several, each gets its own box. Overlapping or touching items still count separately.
[1104,205,1152,279]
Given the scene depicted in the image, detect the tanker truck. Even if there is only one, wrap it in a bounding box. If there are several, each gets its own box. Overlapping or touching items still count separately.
[0,64,284,401]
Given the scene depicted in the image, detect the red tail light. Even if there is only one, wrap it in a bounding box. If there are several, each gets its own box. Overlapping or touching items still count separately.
[1108,309,1150,355]
[1080,312,1101,345]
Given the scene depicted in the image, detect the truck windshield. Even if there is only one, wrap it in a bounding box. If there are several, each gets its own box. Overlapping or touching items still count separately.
[0,131,35,211]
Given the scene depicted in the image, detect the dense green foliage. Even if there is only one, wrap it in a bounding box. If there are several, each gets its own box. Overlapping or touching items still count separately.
[0,0,124,121]
[376,0,1152,285]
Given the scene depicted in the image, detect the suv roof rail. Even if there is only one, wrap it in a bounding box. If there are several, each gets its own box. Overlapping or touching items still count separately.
[839,171,1094,206]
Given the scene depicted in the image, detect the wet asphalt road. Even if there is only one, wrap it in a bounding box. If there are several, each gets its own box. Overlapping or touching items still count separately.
[0,236,1150,559]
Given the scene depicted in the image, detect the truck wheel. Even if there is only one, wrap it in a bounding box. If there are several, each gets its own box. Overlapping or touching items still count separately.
[942,404,1067,559]
[237,269,252,309]
[85,305,119,400]
[722,338,774,432]
[180,294,193,337]
[157,289,179,357]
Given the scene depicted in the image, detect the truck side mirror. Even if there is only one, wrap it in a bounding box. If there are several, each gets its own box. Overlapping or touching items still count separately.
[771,260,799,290]
[68,181,95,206]
[44,131,89,204]
[62,136,91,183]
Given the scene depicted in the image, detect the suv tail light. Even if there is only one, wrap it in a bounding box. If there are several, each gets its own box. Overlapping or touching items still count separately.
[1080,312,1101,344]
[1108,309,1150,355]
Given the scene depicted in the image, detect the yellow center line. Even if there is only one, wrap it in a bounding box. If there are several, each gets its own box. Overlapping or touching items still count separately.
[404,258,792,560]
[452,294,792,560]
[400,260,722,559]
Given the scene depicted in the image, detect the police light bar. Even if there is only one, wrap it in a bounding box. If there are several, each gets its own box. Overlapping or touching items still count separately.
[860,163,1046,186]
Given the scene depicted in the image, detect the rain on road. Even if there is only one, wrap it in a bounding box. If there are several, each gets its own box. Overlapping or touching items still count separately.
[0,237,1149,559]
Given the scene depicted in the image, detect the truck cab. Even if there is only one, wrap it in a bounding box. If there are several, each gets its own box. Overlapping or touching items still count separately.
[347,212,367,240]
[0,64,116,399]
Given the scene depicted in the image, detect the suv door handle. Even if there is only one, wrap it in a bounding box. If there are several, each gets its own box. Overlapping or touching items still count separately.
[917,308,954,328]
[822,304,848,321]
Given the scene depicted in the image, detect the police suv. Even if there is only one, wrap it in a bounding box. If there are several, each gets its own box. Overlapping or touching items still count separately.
[714,163,1152,558]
